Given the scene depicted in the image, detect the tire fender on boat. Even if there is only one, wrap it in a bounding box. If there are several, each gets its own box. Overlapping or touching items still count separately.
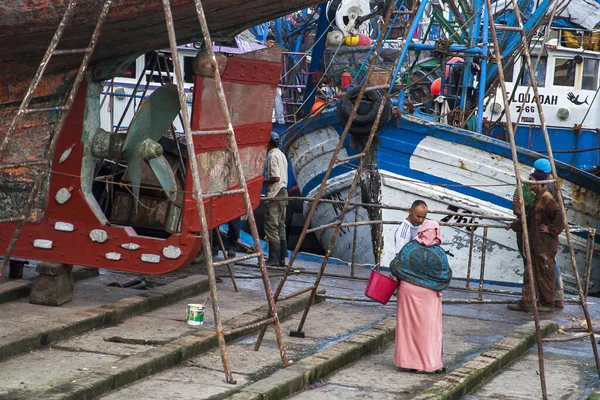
[337,86,392,136]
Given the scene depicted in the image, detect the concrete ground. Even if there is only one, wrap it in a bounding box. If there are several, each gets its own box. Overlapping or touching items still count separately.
[0,284,276,397]
[468,335,600,399]
[100,301,390,399]
[287,315,516,400]
[0,254,599,399]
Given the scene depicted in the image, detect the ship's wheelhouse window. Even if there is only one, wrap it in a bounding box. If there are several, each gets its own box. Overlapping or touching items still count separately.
[553,58,576,86]
[521,56,546,87]
[144,52,175,83]
[582,58,599,90]
[184,56,194,84]
[118,60,136,79]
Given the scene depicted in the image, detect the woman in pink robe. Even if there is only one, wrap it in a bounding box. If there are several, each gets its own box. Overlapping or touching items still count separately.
[394,220,445,373]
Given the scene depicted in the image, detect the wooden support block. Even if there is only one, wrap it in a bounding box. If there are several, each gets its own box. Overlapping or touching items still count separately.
[30,262,74,306]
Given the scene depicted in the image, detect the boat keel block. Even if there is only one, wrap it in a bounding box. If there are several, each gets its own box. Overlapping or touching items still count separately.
[29,262,74,306]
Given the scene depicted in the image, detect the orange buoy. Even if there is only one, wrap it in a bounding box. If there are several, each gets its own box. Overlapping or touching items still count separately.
[340,71,352,89]
[311,99,326,114]
[431,78,442,96]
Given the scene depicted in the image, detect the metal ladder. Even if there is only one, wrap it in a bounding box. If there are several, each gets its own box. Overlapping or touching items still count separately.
[486,0,600,397]
[161,0,289,383]
[255,0,406,349]
[0,0,114,275]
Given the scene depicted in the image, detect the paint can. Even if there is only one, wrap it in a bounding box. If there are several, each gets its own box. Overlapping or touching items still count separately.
[187,303,205,326]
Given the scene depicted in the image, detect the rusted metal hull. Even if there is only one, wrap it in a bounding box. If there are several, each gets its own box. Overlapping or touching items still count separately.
[0,47,282,274]
[0,0,320,101]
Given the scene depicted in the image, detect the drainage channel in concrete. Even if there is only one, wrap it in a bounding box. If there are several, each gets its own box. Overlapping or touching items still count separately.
[284,315,519,400]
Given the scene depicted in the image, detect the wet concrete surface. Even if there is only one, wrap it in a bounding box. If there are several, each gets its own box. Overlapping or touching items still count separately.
[1,349,121,396]
[1,252,599,399]
[100,300,390,399]
[51,285,267,358]
[468,336,600,399]
[229,256,600,328]
[0,282,264,399]
[102,366,253,400]
[0,269,183,344]
[287,315,517,399]
[229,257,600,399]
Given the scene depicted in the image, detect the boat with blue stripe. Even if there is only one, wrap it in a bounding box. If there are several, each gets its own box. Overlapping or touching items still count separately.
[274,0,600,294]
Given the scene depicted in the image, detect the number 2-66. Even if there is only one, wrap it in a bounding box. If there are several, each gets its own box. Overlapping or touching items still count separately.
[516,105,535,113]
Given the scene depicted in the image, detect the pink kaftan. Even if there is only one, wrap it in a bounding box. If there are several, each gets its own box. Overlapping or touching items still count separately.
[394,280,443,372]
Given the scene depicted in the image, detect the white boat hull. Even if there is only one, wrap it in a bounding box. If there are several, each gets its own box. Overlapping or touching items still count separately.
[287,126,375,264]
[285,117,600,293]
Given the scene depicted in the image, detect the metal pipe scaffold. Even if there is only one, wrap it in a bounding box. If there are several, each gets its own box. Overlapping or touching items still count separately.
[161,0,290,384]
[254,0,403,349]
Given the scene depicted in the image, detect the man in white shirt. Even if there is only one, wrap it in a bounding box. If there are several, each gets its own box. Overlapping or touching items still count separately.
[264,132,288,266]
[394,200,428,254]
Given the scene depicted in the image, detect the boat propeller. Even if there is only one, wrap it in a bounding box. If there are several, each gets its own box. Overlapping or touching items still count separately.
[91,83,181,211]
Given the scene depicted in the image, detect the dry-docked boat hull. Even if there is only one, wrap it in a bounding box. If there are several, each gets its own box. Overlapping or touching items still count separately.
[0,47,283,274]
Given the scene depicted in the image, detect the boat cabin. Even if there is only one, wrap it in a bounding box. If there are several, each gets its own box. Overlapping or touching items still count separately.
[100,45,199,135]
[484,27,600,171]
[486,28,600,129]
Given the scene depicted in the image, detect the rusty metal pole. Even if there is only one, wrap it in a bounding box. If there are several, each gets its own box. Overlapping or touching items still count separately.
[316,293,523,304]
[484,0,548,397]
[306,219,507,231]
[465,229,475,289]
[478,228,488,301]
[109,79,115,133]
[494,0,564,132]
[290,0,421,335]
[216,228,239,292]
[583,229,596,298]
[190,0,289,368]
[254,0,398,349]
[292,89,392,336]
[264,196,514,221]
[162,0,236,383]
[277,0,396,277]
[507,0,600,381]
[351,206,359,277]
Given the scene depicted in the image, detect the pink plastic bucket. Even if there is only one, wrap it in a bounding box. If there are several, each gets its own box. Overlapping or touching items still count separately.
[365,270,399,305]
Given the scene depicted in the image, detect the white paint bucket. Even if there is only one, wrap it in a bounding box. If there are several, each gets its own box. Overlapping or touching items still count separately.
[187,303,205,326]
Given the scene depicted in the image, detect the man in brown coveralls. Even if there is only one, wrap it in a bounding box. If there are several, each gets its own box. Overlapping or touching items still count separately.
[507,169,564,312]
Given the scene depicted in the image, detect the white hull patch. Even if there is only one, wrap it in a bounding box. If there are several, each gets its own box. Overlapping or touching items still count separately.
[380,136,599,289]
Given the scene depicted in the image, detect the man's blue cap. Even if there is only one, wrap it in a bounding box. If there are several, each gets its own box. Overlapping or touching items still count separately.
[533,158,551,173]
[270,132,280,145]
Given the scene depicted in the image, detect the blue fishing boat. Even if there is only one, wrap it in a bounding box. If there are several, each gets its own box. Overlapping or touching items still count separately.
[272,0,600,293]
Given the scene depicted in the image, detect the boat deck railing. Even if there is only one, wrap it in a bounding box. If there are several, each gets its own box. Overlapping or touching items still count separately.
[550,27,600,52]
[279,51,310,123]
[277,45,403,123]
